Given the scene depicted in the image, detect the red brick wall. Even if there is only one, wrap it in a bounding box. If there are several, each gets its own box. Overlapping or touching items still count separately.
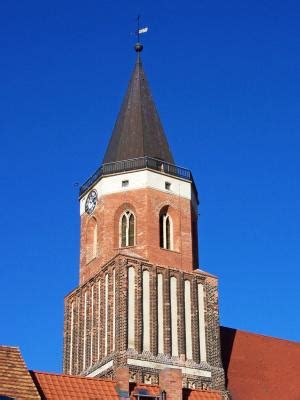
[159,368,182,400]
[79,187,198,283]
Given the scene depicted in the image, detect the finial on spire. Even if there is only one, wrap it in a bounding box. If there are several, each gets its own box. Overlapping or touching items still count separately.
[134,15,148,53]
[135,43,143,52]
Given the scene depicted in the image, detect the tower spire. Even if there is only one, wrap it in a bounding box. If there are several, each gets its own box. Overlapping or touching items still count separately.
[102,34,174,165]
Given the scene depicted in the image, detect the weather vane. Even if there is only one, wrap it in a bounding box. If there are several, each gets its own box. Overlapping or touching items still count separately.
[134,15,148,52]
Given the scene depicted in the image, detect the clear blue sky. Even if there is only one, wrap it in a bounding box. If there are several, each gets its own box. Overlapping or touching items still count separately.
[0,0,299,373]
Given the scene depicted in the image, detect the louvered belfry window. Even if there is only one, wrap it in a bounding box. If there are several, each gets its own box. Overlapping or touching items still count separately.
[121,210,135,247]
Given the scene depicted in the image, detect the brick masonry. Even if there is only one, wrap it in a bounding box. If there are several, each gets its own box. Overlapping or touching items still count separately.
[159,368,182,400]
[63,254,225,392]
[79,185,199,284]
[63,173,226,396]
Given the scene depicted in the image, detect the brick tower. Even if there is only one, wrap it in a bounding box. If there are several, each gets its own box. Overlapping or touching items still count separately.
[63,43,225,391]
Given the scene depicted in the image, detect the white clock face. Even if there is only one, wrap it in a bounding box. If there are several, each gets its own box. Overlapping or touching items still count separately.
[85,190,97,215]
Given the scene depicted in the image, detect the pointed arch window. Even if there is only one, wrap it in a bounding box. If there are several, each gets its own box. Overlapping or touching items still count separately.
[160,212,173,250]
[120,210,135,247]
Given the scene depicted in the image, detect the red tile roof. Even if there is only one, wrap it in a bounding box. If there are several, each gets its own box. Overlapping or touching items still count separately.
[220,326,300,400]
[0,345,40,400]
[32,371,223,399]
[32,371,119,399]
[183,388,223,399]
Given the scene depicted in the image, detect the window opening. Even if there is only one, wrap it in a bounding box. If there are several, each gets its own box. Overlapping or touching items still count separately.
[121,210,135,247]
[165,181,171,190]
[160,213,172,250]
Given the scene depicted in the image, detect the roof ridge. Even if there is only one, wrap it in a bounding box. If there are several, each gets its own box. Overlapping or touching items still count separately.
[221,326,300,344]
[184,387,222,394]
[31,370,116,383]
[0,344,20,349]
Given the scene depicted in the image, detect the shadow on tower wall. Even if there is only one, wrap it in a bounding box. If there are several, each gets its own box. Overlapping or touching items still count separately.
[219,326,237,388]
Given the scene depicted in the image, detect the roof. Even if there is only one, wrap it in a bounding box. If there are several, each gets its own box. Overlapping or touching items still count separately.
[31,371,223,399]
[31,371,118,399]
[220,326,300,400]
[0,345,40,400]
[103,54,174,164]
[183,388,223,399]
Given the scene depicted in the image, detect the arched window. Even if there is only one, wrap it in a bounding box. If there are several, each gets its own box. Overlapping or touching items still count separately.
[86,217,98,262]
[160,212,173,250]
[120,210,135,247]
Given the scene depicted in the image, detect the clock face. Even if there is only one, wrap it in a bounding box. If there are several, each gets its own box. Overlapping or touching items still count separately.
[85,190,97,215]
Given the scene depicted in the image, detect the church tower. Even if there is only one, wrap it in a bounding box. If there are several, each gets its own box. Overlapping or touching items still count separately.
[63,42,225,391]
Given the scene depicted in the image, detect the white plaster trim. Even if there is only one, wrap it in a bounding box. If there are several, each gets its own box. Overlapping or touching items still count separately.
[157,274,164,354]
[198,283,207,362]
[128,267,135,349]
[69,302,74,374]
[127,358,211,378]
[104,274,109,356]
[170,276,178,357]
[184,280,193,360]
[87,360,114,377]
[97,280,101,360]
[83,291,87,370]
[80,170,192,215]
[112,269,116,351]
[142,270,150,352]
[90,285,94,366]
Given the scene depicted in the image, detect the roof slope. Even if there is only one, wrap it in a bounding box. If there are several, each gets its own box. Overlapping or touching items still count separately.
[31,371,223,399]
[183,388,223,399]
[0,345,40,400]
[220,326,300,400]
[32,372,118,399]
[103,55,174,164]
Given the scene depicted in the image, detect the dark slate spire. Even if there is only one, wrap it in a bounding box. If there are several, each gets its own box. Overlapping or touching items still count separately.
[102,49,174,164]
